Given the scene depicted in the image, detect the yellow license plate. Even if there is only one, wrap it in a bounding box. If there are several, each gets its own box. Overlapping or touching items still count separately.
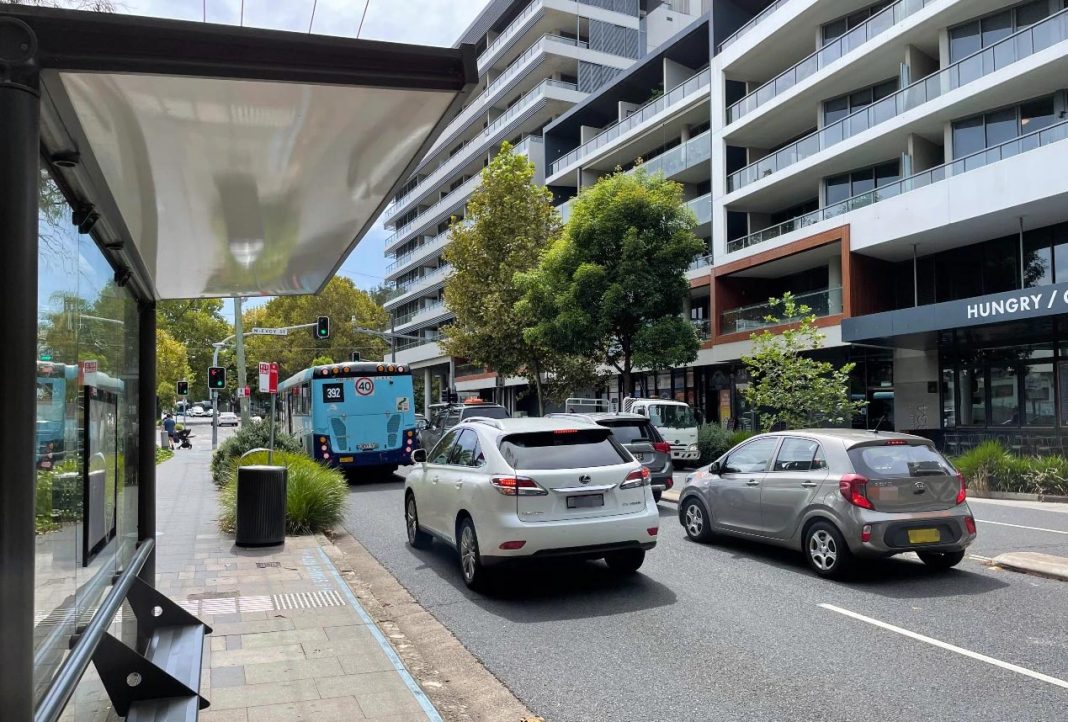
[339,456,353,463]
[908,528,940,544]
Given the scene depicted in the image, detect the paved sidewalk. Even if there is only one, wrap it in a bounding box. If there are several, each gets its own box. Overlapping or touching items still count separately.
[155,440,440,722]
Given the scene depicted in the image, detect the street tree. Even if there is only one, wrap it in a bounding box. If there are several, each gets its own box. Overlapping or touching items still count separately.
[242,276,388,382]
[740,292,867,431]
[521,167,704,393]
[442,142,598,415]
[156,328,193,409]
[158,299,231,399]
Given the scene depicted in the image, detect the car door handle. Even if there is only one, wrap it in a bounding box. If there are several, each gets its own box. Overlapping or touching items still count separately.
[801,482,818,488]
[746,479,760,486]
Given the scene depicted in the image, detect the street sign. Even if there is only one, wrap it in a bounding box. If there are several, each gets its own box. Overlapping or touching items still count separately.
[258,362,278,394]
[81,360,98,375]
[250,327,289,336]
[354,377,375,396]
[242,386,251,398]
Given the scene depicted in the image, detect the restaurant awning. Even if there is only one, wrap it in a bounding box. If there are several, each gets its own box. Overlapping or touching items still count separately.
[13,4,476,300]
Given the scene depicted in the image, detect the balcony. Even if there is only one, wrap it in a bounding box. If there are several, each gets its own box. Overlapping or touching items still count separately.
[688,253,713,272]
[391,81,570,221]
[727,117,1068,254]
[637,129,711,180]
[386,230,451,277]
[549,68,710,178]
[691,318,711,341]
[396,330,441,353]
[687,192,711,226]
[727,8,1068,193]
[386,264,453,310]
[478,0,545,72]
[718,0,791,52]
[727,0,933,125]
[720,287,843,336]
[395,299,446,328]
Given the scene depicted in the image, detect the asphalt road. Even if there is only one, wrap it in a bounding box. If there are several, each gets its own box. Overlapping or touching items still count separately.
[341,469,1068,722]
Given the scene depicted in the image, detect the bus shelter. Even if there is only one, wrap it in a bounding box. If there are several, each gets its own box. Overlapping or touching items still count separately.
[0,5,475,720]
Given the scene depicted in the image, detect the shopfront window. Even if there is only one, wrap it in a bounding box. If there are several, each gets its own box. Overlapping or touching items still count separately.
[942,368,957,427]
[990,366,1020,425]
[959,367,986,426]
[1024,363,1056,426]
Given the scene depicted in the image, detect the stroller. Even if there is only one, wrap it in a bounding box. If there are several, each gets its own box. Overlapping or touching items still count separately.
[174,428,193,450]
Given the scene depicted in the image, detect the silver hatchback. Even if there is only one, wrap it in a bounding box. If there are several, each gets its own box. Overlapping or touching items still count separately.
[676,429,976,578]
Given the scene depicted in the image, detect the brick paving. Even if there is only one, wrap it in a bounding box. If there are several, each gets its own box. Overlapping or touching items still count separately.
[157,437,439,722]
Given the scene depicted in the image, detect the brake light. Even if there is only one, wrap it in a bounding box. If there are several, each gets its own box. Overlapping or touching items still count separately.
[621,466,651,489]
[553,428,579,434]
[490,475,547,496]
[498,540,526,550]
[665,477,673,490]
[965,516,976,535]
[885,440,908,445]
[861,524,872,543]
[839,474,874,510]
[647,527,659,536]
[955,471,967,505]
[653,441,671,454]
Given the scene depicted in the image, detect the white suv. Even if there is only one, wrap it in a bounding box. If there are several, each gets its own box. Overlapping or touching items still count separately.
[405,417,660,589]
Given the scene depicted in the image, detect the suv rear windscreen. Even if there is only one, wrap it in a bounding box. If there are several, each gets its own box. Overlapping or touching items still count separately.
[500,429,629,470]
[599,420,660,444]
[462,406,509,420]
[848,443,955,478]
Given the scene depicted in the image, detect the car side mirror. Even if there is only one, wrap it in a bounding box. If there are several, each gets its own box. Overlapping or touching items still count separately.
[708,461,722,475]
[411,448,427,464]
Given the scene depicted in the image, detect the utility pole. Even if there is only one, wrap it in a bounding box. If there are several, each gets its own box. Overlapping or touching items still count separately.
[234,296,249,422]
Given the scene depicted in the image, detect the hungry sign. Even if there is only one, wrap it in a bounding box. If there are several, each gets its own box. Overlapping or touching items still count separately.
[966,289,1068,320]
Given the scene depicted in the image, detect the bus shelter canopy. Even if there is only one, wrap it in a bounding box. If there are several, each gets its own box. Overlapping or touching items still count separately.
[12,5,476,300]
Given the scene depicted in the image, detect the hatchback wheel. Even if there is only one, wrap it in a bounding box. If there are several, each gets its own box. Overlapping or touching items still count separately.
[604,549,645,573]
[917,549,965,570]
[457,517,488,590]
[681,498,713,543]
[405,495,432,549]
[805,521,852,579]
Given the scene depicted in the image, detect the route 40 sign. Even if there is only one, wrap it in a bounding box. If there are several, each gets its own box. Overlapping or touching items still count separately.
[354,377,375,396]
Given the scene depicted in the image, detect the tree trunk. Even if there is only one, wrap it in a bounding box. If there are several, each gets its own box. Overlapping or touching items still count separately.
[622,355,632,399]
[532,359,545,417]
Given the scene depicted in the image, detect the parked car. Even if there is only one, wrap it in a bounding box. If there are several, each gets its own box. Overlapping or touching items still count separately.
[218,412,239,427]
[188,405,205,417]
[676,429,976,579]
[404,417,660,589]
[549,412,674,501]
[418,401,510,452]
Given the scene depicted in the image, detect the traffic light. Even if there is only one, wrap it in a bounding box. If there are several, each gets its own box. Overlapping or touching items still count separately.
[176,380,188,396]
[316,315,330,339]
[208,366,226,390]
[350,351,361,362]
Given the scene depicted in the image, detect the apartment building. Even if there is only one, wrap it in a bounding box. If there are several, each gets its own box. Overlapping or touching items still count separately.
[385,0,709,413]
[544,0,1068,447]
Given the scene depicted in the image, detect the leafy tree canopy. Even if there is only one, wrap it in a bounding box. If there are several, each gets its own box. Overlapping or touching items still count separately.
[156,328,192,409]
[521,167,704,392]
[157,299,231,400]
[740,293,867,431]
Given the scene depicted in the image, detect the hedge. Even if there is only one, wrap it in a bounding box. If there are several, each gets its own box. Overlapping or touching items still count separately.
[953,440,1068,496]
[210,420,303,484]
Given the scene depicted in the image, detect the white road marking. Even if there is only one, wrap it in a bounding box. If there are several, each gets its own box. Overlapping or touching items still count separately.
[968,554,992,562]
[976,519,1068,535]
[819,604,1068,690]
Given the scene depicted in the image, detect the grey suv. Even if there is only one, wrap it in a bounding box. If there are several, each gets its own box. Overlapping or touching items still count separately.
[676,429,976,579]
[419,402,510,452]
[550,412,674,501]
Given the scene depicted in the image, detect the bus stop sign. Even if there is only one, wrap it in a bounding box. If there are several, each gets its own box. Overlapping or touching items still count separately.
[258,362,278,394]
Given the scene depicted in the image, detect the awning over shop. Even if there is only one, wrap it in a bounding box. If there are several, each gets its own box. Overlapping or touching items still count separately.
[13,4,477,300]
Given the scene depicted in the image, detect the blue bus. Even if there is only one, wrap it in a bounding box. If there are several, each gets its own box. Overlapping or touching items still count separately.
[279,361,419,473]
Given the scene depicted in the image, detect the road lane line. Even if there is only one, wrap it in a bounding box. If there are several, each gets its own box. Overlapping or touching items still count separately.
[818,604,1068,690]
[968,554,992,562]
[976,519,1068,535]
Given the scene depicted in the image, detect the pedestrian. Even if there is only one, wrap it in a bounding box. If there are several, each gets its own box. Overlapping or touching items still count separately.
[162,413,177,450]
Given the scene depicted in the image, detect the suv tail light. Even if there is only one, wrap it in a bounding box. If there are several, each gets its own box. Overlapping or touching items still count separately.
[620,466,651,489]
[955,471,967,505]
[491,475,547,496]
[839,474,874,510]
[653,441,671,454]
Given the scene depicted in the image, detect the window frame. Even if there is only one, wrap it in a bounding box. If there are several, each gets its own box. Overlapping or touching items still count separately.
[429,429,462,465]
[769,437,823,473]
[722,436,781,475]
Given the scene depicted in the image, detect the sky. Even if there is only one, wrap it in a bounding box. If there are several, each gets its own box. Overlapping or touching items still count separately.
[59,0,494,321]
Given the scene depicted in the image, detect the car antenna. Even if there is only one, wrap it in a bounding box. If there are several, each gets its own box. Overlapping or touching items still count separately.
[872,415,887,433]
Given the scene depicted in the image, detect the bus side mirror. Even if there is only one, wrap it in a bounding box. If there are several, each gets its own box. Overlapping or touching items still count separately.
[417,419,429,431]
[411,449,427,464]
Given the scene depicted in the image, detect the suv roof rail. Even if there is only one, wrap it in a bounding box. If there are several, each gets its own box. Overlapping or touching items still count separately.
[463,416,505,430]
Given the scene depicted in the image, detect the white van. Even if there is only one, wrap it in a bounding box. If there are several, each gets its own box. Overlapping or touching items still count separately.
[623,398,699,467]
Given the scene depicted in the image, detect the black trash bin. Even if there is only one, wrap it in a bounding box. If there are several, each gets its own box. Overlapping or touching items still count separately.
[236,465,287,547]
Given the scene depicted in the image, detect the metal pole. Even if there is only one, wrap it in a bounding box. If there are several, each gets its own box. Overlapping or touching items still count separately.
[137,301,157,589]
[234,296,249,422]
[269,392,276,464]
[0,17,40,720]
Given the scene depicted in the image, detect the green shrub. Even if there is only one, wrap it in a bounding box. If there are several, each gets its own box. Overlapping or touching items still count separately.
[156,447,174,464]
[218,451,348,535]
[953,441,1068,496]
[210,420,303,484]
[695,425,757,466]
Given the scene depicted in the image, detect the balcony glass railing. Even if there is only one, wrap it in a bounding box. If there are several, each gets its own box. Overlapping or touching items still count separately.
[635,129,711,179]
[688,253,713,272]
[691,319,711,340]
[386,231,451,275]
[396,331,442,353]
[686,192,712,226]
[727,8,1068,193]
[478,0,544,70]
[394,300,446,327]
[727,117,1068,254]
[721,287,843,335]
[728,0,934,125]
[718,0,791,52]
[549,68,710,176]
[395,264,453,295]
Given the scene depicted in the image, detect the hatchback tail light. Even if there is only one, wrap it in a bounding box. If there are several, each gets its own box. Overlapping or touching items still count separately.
[620,466,651,489]
[652,441,671,455]
[490,475,547,496]
[955,471,967,505]
[839,474,874,510]
[965,516,976,535]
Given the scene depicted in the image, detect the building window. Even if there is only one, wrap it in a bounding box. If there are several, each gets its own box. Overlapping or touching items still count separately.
[821,0,894,43]
[824,160,900,207]
[823,79,897,126]
[952,95,1058,160]
[990,366,1020,425]
[949,1,1051,62]
[1024,362,1056,426]
[942,368,957,427]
